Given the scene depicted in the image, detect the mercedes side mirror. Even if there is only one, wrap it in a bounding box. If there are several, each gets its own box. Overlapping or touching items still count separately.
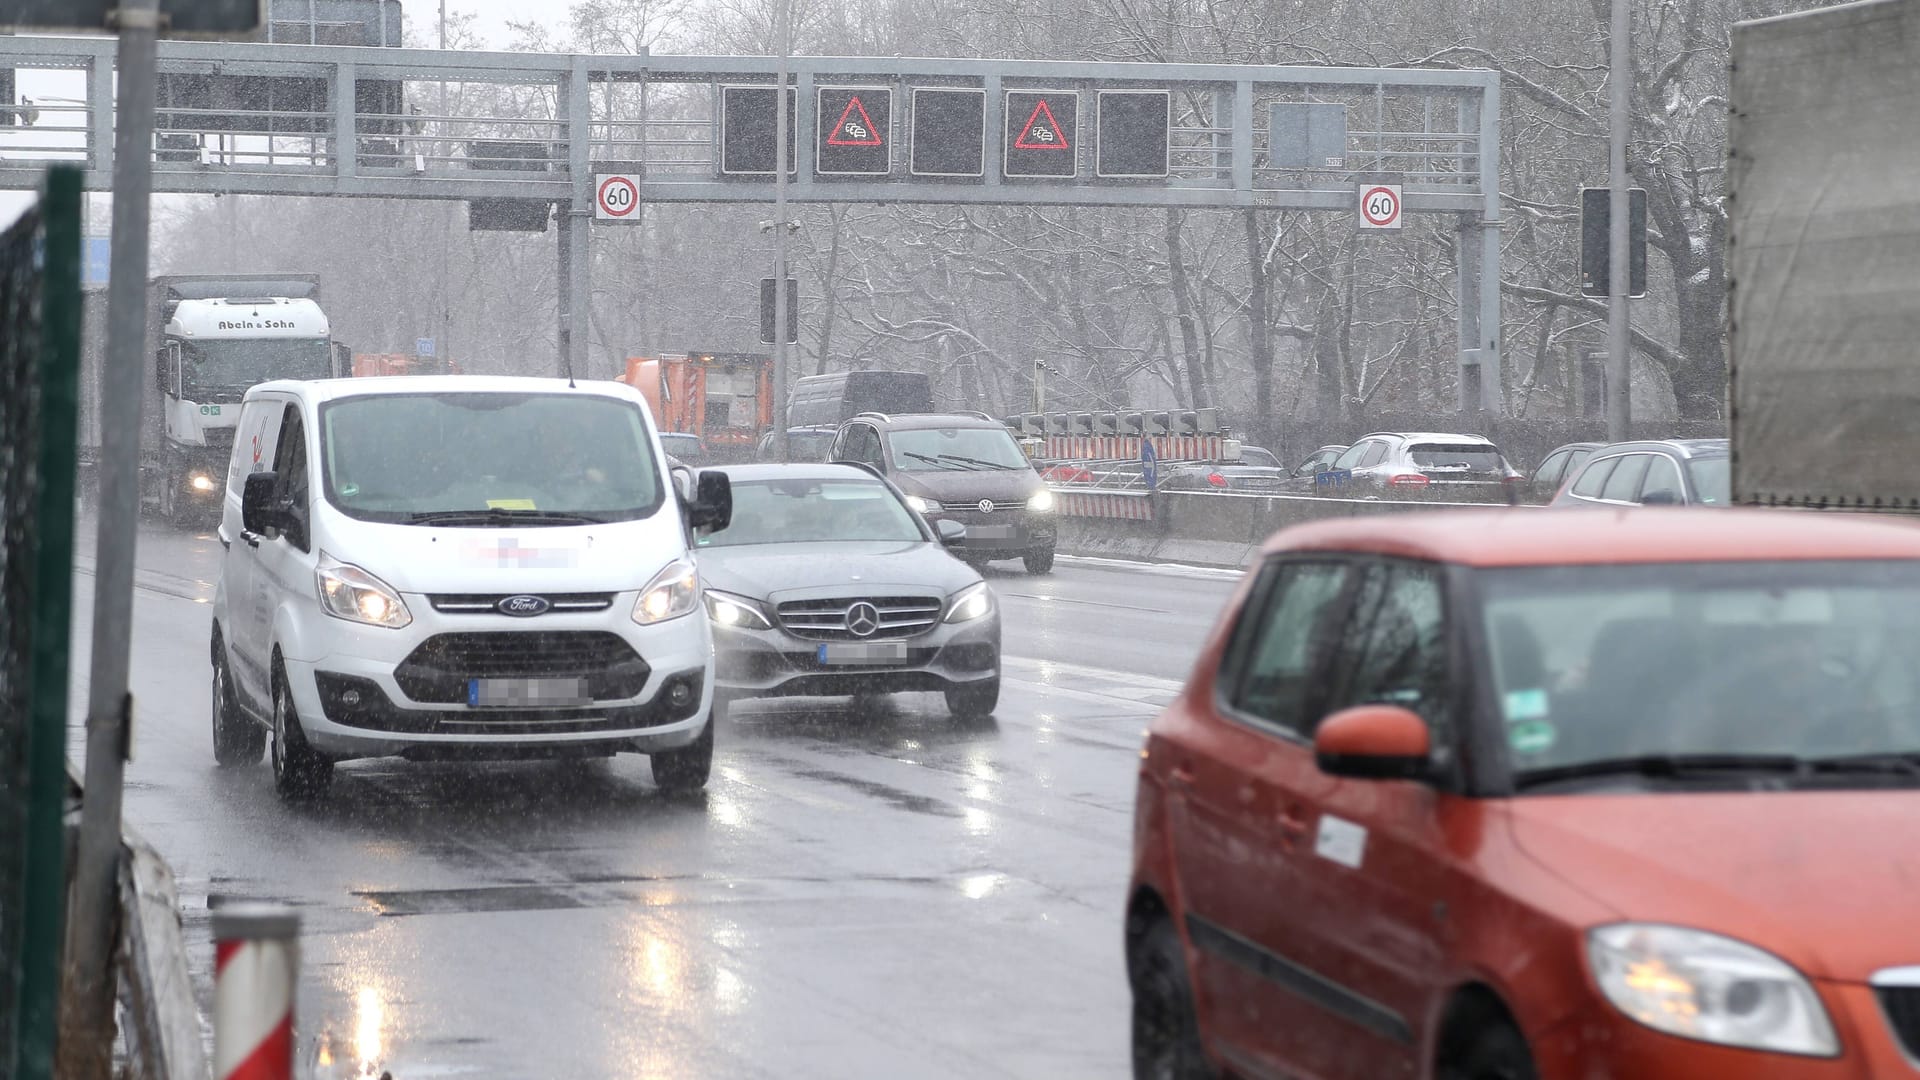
[687,470,732,533]
[1314,704,1432,782]
[935,518,966,547]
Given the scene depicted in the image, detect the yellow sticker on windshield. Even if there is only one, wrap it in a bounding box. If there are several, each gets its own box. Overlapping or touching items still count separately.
[486,498,538,510]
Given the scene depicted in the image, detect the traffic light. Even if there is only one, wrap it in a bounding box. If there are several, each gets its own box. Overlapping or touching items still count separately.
[1093,412,1119,435]
[1120,411,1146,435]
[1148,411,1172,436]
[1580,187,1648,298]
[1045,413,1071,436]
[1070,412,1094,436]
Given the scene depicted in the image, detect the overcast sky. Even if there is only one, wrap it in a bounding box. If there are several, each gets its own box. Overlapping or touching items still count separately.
[427,0,570,49]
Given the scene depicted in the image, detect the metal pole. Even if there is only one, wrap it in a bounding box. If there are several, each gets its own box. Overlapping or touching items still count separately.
[59,0,159,1074]
[1606,0,1632,441]
[439,0,452,372]
[771,0,792,462]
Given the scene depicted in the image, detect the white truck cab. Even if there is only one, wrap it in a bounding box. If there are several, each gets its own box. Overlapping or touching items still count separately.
[209,376,733,799]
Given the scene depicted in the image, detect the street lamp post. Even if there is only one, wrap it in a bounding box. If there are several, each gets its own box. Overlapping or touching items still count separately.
[1606,0,1632,441]
[771,0,792,462]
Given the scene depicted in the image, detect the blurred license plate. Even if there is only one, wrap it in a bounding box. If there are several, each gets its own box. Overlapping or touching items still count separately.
[819,642,909,665]
[468,677,590,708]
[969,524,1016,540]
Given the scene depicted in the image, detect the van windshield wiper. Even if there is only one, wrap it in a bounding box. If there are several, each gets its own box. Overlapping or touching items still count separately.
[938,453,1019,470]
[902,451,978,471]
[404,508,608,526]
[1515,752,1920,790]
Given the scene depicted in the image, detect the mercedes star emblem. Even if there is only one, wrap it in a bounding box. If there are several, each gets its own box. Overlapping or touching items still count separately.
[845,602,881,638]
[978,499,995,513]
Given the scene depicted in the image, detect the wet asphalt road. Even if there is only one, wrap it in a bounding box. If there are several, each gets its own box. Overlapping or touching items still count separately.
[68,521,1242,1079]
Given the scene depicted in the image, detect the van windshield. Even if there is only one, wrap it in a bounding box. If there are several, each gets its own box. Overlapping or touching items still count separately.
[319,392,663,525]
[890,427,1031,471]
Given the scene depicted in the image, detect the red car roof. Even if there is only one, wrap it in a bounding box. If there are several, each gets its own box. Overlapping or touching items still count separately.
[1267,507,1920,568]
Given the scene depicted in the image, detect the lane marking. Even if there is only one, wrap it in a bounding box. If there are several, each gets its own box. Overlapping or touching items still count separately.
[1055,554,1247,581]
[1002,592,1171,613]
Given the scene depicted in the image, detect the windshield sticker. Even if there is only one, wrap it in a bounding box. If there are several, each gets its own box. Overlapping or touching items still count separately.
[1503,688,1550,721]
[338,482,361,498]
[486,498,539,511]
[1508,720,1557,756]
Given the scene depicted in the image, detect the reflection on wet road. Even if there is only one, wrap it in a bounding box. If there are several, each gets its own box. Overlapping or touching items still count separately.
[72,521,1242,1078]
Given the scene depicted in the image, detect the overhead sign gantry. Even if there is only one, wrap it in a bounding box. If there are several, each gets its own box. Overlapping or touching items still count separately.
[0,38,1504,411]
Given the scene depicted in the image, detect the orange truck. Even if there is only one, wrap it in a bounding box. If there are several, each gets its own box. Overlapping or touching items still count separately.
[618,352,773,461]
[351,352,460,377]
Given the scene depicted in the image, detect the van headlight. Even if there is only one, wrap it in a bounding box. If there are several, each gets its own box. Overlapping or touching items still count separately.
[944,582,994,624]
[1587,924,1837,1056]
[315,555,412,629]
[903,494,936,514]
[1026,489,1055,512]
[634,559,699,625]
[704,589,772,630]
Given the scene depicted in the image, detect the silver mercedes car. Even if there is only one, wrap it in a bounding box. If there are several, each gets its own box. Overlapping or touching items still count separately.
[693,463,1002,719]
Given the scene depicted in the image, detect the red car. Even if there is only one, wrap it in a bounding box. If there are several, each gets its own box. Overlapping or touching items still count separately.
[1128,509,1920,1079]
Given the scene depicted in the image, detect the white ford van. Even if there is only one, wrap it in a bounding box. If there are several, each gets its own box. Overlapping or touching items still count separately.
[209,377,733,799]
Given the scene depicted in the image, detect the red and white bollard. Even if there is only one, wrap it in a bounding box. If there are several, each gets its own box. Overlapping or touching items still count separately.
[213,902,302,1080]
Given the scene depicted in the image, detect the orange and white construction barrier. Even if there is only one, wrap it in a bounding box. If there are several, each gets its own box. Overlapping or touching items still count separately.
[213,903,301,1080]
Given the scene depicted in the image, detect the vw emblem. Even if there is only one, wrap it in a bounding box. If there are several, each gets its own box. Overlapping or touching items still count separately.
[845,601,881,638]
[978,499,996,514]
[497,594,551,617]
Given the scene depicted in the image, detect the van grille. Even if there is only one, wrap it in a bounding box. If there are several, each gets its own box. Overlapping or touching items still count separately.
[1880,986,1920,1058]
[775,596,942,641]
[428,593,614,615]
[394,631,648,704]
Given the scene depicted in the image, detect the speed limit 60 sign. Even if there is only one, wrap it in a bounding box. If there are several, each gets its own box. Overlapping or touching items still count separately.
[1358,183,1403,230]
[595,174,641,222]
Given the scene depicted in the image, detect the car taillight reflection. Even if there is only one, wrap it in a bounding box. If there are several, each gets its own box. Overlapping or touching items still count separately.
[1389,474,1431,487]
[1207,472,1227,487]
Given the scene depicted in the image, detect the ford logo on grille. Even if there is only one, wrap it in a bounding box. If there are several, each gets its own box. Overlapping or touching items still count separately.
[497,594,551,617]
[846,602,881,638]
[978,499,996,513]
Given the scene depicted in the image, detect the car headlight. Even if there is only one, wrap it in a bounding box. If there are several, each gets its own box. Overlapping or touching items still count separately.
[704,589,772,631]
[315,555,412,628]
[903,494,936,514]
[1587,924,1837,1057]
[944,582,994,624]
[189,472,216,493]
[633,559,699,625]
[1026,488,1055,512]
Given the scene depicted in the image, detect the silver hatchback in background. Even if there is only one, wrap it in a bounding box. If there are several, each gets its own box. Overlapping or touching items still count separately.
[695,463,1002,720]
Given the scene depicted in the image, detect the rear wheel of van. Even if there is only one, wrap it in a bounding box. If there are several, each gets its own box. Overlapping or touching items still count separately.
[1129,918,1214,1079]
[651,718,714,794]
[210,644,266,766]
[270,667,333,800]
[1023,546,1055,575]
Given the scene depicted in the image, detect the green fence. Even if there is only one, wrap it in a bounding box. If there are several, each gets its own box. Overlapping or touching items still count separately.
[1,167,83,1080]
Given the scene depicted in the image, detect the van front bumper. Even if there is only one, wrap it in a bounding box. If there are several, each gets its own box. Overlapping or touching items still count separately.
[280,596,714,762]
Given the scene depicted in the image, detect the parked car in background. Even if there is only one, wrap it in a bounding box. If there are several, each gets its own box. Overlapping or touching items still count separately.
[755,426,838,463]
[1314,432,1522,501]
[1160,455,1288,493]
[1529,441,1603,503]
[660,432,710,467]
[697,463,1001,720]
[1237,445,1282,469]
[1282,445,1348,491]
[829,412,1058,574]
[1129,508,1920,1080]
[1551,438,1730,509]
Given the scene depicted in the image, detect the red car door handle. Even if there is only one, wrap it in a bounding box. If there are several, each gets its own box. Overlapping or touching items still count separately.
[1277,809,1311,837]
[1170,765,1197,790]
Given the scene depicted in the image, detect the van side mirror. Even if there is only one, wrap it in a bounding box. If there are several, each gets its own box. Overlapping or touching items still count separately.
[241,472,282,535]
[687,470,732,533]
[670,465,695,505]
[1314,704,1432,781]
[935,518,966,546]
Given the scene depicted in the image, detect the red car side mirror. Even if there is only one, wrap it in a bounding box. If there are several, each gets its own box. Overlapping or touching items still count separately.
[1314,704,1432,781]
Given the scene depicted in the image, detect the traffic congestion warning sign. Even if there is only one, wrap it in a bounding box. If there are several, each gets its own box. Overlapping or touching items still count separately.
[1005,90,1077,178]
[1358,184,1403,230]
[594,174,641,221]
[817,87,891,176]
